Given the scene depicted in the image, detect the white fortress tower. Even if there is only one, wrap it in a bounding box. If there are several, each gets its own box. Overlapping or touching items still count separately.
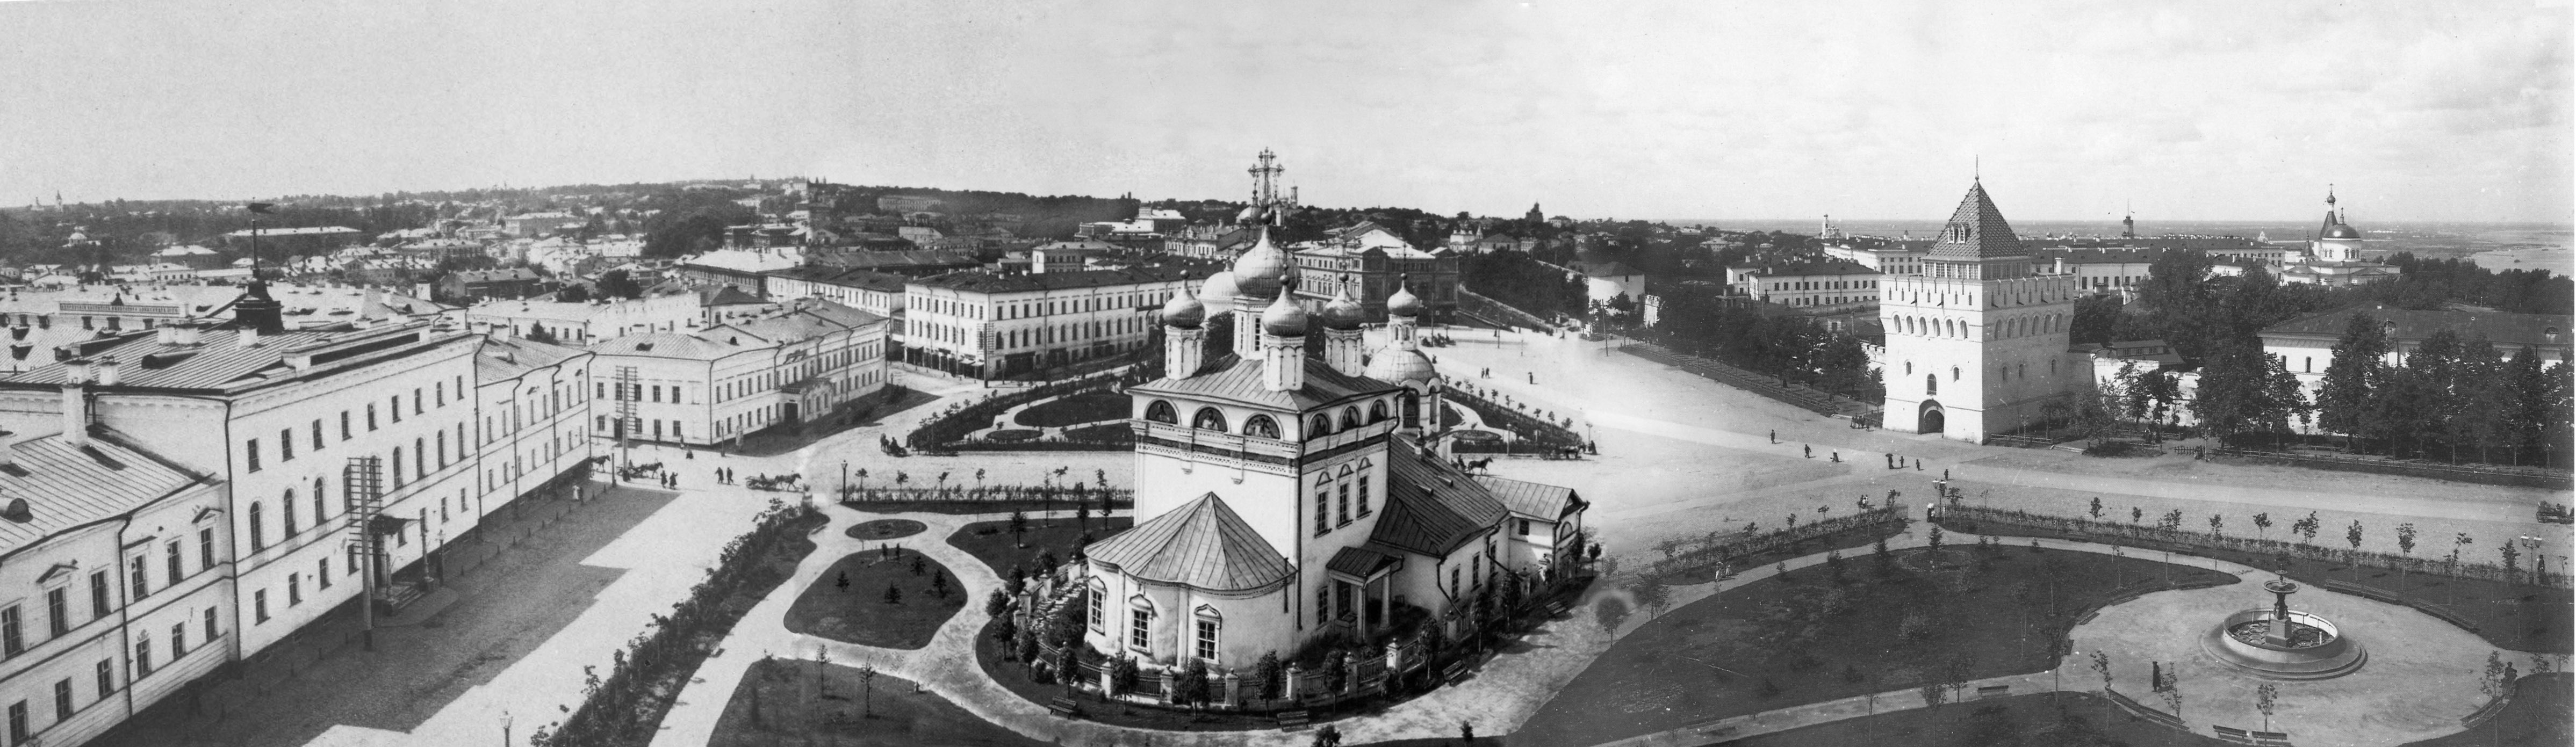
[1879,180,2085,442]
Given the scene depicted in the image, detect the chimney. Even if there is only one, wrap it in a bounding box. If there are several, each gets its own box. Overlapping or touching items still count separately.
[94,356,119,386]
[175,322,203,346]
[238,328,261,347]
[0,429,15,468]
[60,381,87,447]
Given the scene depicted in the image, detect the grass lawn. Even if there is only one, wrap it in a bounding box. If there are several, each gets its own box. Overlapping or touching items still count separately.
[1516,545,2237,747]
[1712,691,2227,746]
[1947,519,2575,654]
[846,518,927,540]
[711,658,1049,747]
[948,516,1134,577]
[2405,673,2573,747]
[1014,391,1129,428]
[785,549,966,649]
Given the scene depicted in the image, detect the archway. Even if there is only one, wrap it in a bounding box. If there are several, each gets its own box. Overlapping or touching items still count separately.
[1919,400,1946,436]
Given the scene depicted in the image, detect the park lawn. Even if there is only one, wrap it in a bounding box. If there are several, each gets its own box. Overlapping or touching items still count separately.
[949,516,1134,578]
[2403,673,2573,747]
[784,549,966,650]
[845,518,927,540]
[1516,545,2237,747]
[711,658,1048,747]
[1015,391,1129,428]
[1948,519,2575,654]
[1711,691,2227,747]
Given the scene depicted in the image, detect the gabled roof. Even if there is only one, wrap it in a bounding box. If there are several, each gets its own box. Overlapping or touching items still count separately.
[1473,475,1585,521]
[1127,353,1402,411]
[1369,439,1510,556]
[588,332,742,360]
[1570,260,1644,278]
[1924,181,2027,262]
[475,336,589,382]
[1085,492,1292,593]
[0,431,212,559]
[2258,306,2572,349]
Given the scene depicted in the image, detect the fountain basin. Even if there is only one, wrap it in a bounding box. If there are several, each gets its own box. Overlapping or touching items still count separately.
[2201,608,2367,679]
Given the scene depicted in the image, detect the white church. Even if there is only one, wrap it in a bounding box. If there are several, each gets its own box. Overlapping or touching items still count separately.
[1075,229,1587,672]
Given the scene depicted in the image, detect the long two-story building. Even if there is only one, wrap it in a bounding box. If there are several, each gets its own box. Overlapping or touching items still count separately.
[900,267,1205,379]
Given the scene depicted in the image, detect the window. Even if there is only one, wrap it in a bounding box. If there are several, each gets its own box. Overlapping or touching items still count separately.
[283,490,298,535]
[1357,476,1371,516]
[1339,407,1359,430]
[280,429,294,461]
[204,607,217,641]
[1191,407,1228,432]
[1195,612,1220,661]
[134,639,152,677]
[341,411,352,440]
[3,604,24,655]
[129,556,148,598]
[390,395,402,423]
[1086,579,1106,631]
[314,480,327,525]
[1369,401,1388,422]
[245,438,261,472]
[1316,586,1332,627]
[95,659,113,699]
[1242,415,1280,439]
[1129,603,1152,650]
[45,589,66,638]
[1314,486,1330,536]
[1450,567,1461,598]
[7,700,23,744]
[289,574,301,606]
[170,622,185,657]
[53,679,71,721]
[1336,483,1350,526]
[1519,519,1532,535]
[248,503,265,550]
[199,528,215,570]
[254,590,269,623]
[166,542,183,585]
[1308,415,1331,438]
[1926,374,1937,396]
[90,572,110,618]
[367,404,378,431]
[319,559,331,589]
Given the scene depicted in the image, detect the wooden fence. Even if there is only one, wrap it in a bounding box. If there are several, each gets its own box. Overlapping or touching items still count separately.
[1945,505,2571,590]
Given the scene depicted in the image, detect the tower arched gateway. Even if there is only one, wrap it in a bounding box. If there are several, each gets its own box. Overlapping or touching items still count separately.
[1878,180,2086,443]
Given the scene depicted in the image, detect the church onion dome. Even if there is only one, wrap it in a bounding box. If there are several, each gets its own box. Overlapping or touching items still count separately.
[1230,227,1295,300]
[1160,287,1205,328]
[1365,346,1436,383]
[2322,224,2361,240]
[1260,288,1308,337]
[1199,271,1239,307]
[1385,285,1423,318]
[1321,289,1366,330]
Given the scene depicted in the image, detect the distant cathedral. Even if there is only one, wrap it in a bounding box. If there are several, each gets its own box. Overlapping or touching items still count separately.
[1878,180,2086,442]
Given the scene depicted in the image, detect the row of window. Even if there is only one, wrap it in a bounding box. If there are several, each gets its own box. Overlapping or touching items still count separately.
[1083,582,1225,663]
[246,425,464,553]
[1141,399,1401,441]
[2,606,220,746]
[913,288,1179,323]
[1312,468,1373,537]
[243,378,468,473]
[1893,313,2063,340]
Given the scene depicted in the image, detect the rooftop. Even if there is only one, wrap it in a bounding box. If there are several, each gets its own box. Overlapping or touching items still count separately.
[4,320,471,393]
[2260,306,2572,348]
[1084,492,1292,593]
[1127,353,1402,411]
[0,430,213,559]
[910,265,1204,295]
[1370,439,1513,556]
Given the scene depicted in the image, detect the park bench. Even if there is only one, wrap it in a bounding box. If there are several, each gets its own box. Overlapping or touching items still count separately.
[1277,710,1311,730]
[1975,685,2010,700]
[1545,600,1570,618]
[2213,725,2254,744]
[1441,661,1469,685]
[2250,731,2294,747]
[1048,697,1080,719]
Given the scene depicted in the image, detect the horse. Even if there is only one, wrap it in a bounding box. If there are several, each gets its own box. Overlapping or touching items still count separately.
[1463,457,1494,474]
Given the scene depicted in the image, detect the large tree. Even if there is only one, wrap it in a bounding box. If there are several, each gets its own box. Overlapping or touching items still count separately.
[2314,311,2390,449]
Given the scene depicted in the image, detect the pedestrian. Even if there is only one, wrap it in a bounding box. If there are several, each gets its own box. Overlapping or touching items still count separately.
[1830,451,1839,463]
[1944,468,1951,481]
[1916,460,1923,471]
[1884,453,1894,469]
[1803,445,1812,459]
[1768,429,1776,444]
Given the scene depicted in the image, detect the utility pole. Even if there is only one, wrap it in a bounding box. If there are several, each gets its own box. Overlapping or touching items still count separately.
[615,365,639,472]
[344,455,385,651]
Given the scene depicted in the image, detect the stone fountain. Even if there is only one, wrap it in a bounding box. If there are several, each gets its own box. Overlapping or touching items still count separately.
[2201,575,2366,679]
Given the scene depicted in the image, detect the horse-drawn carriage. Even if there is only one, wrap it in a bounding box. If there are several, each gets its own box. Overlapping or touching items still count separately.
[616,461,664,480]
[744,473,804,492]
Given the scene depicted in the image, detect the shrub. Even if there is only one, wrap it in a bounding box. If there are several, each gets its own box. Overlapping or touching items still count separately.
[1594,597,1631,632]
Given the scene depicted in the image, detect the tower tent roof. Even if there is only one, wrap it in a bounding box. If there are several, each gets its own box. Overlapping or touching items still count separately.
[1086,492,1293,593]
[1924,181,2026,262]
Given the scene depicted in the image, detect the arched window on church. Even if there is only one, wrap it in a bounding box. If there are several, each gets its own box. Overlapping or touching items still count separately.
[1086,578,1107,632]
[1952,366,1961,381]
[1339,407,1360,430]
[1192,407,1229,433]
[1145,400,1178,424]
[1904,361,1913,375]
[1399,390,1421,429]
[1128,595,1155,651]
[1368,400,1388,423]
[2018,362,2027,379]
[1926,374,1938,396]
[1309,414,1332,439]
[1242,415,1280,439]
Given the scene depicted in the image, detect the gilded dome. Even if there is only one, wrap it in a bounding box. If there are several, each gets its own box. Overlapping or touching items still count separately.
[2322,223,2361,240]
[1231,228,1295,300]
[1321,289,1366,330]
[1385,284,1423,317]
[1160,288,1205,328]
[1260,291,1308,337]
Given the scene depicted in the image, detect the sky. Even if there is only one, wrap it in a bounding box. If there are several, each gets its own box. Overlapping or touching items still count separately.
[1,0,2568,223]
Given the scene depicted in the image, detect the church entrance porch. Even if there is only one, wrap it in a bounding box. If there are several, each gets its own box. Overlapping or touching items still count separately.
[1918,400,1946,436]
